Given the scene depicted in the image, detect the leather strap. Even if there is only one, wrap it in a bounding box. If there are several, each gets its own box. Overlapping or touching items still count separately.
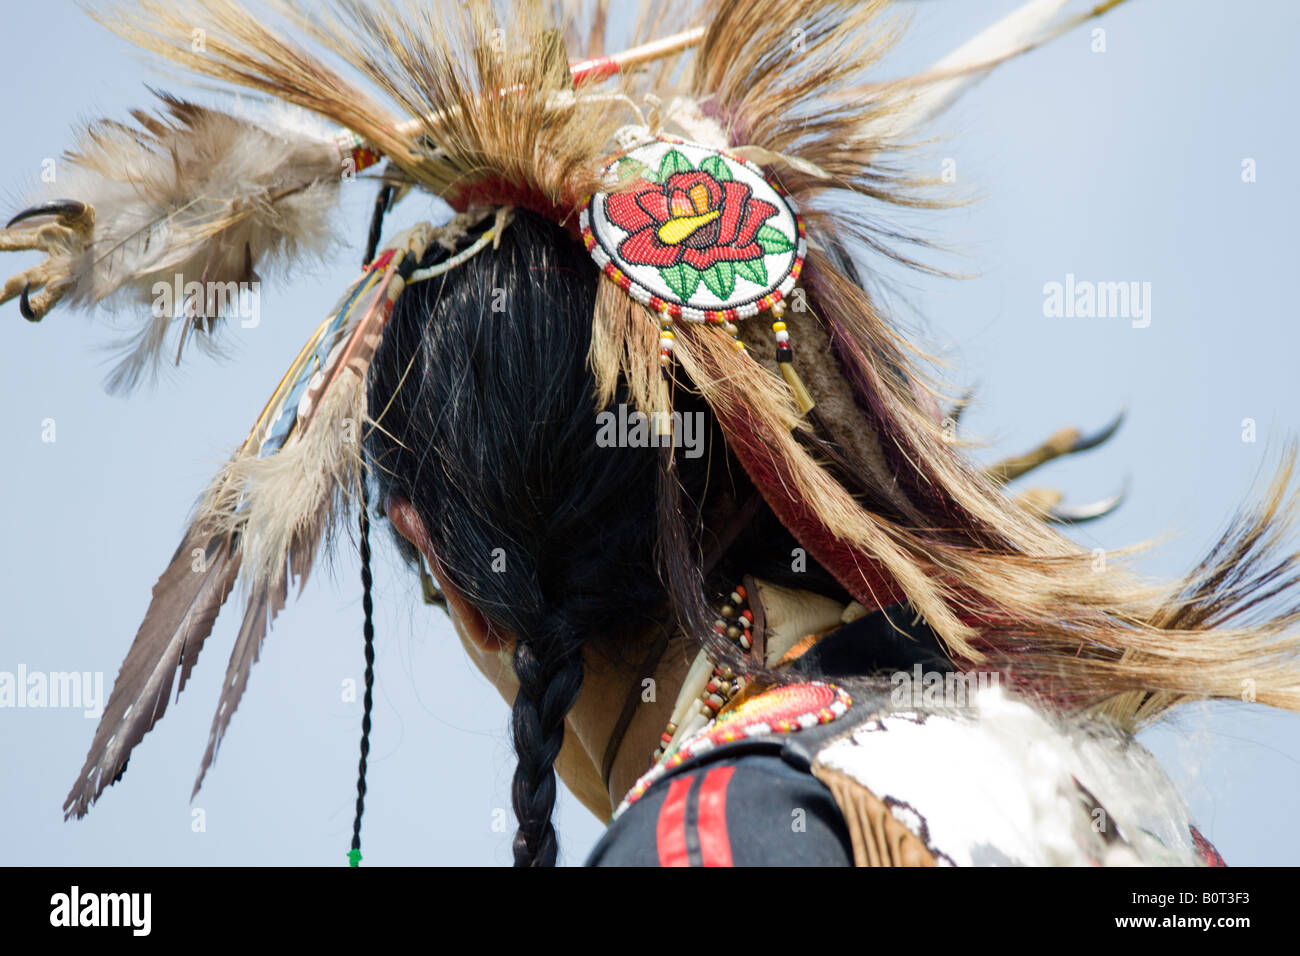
[601,617,674,791]
[602,486,765,790]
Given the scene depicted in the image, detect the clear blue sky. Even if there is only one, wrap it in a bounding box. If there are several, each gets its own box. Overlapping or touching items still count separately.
[1,0,1297,866]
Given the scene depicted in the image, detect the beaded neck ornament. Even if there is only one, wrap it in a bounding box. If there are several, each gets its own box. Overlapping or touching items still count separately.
[625,581,851,818]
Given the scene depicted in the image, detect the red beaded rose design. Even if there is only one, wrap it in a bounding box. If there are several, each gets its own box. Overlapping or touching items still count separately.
[600,148,795,302]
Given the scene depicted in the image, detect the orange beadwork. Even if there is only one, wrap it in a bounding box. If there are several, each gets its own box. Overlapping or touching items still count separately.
[715,682,846,734]
[615,681,851,817]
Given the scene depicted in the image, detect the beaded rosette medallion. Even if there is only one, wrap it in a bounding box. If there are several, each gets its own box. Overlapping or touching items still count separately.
[580,136,806,322]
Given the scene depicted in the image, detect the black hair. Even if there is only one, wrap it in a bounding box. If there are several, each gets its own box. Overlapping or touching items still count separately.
[365,210,845,865]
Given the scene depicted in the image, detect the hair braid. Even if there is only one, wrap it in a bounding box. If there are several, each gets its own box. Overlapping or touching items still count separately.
[508,622,584,867]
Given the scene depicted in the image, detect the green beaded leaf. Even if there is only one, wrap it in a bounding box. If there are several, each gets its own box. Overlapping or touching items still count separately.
[657,149,695,182]
[701,261,737,299]
[756,224,796,255]
[699,155,733,182]
[616,157,652,184]
[735,257,767,287]
[661,261,701,300]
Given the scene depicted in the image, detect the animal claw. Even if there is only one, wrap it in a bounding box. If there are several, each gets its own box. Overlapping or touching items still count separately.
[1045,480,1129,524]
[5,199,91,229]
[19,282,37,321]
[1069,408,1126,454]
[986,408,1128,485]
[1,200,94,320]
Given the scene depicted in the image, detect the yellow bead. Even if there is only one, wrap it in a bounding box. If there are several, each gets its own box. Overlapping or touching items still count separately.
[772,321,786,332]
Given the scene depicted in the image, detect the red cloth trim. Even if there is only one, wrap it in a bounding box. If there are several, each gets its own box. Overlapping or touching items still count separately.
[714,400,905,612]
[655,777,692,867]
[570,56,618,85]
[447,176,582,238]
[696,767,736,867]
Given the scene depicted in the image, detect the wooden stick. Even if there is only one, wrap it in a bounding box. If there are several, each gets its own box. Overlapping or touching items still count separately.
[344,27,707,173]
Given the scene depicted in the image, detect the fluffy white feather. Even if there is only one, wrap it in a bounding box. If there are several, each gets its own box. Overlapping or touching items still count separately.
[1,91,347,390]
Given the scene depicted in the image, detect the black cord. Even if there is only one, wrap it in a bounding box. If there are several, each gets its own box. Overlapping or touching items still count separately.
[349,180,389,867]
[350,478,376,866]
[363,183,395,266]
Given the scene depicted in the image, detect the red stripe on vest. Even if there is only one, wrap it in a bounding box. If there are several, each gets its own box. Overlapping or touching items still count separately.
[656,778,692,867]
[696,767,736,867]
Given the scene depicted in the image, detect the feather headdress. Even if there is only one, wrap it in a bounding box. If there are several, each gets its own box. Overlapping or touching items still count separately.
[7,0,1300,825]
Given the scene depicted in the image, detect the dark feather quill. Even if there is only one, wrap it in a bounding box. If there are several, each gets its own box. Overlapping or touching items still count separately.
[64,529,240,818]
[191,580,288,797]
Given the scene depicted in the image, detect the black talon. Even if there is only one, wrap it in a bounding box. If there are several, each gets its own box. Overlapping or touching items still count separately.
[1046,480,1129,524]
[1070,408,1126,453]
[18,282,39,322]
[6,199,89,229]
